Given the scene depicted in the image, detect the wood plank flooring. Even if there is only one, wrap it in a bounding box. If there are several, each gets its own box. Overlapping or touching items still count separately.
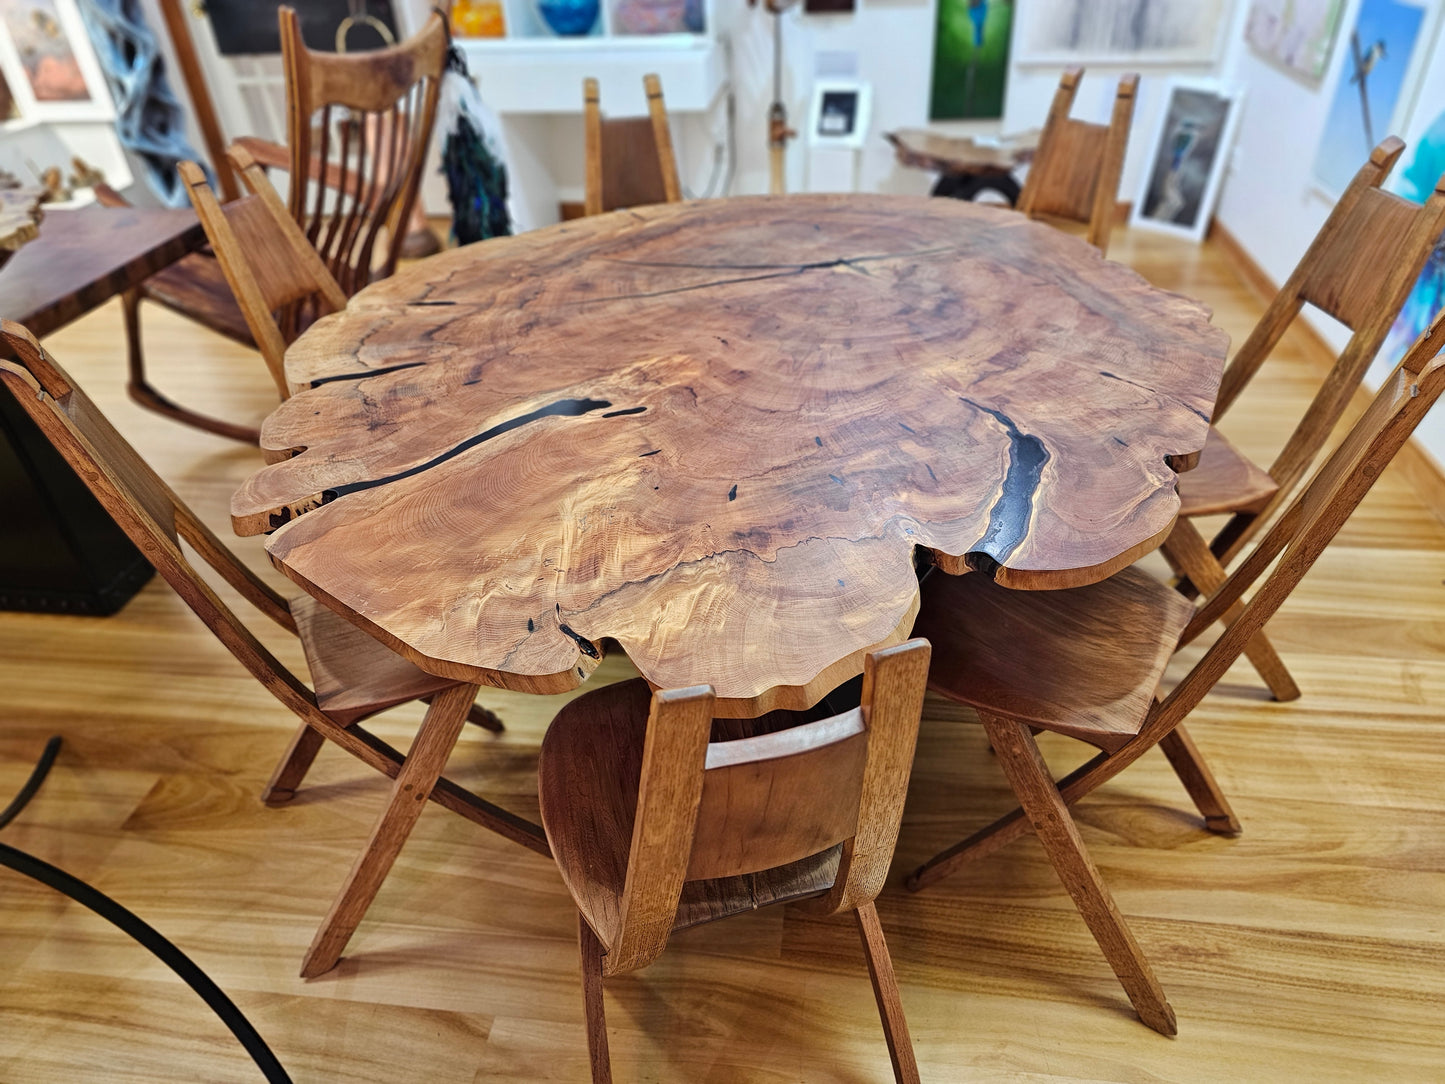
[2,225,1443,1082]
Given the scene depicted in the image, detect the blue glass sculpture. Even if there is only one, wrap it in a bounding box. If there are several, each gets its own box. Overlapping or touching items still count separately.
[536,0,599,35]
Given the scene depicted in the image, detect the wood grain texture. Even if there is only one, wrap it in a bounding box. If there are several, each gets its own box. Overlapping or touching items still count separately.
[886,127,1038,175]
[538,641,929,1080]
[583,74,681,217]
[6,232,1445,1080]
[1016,69,1137,255]
[0,206,204,338]
[234,195,1226,714]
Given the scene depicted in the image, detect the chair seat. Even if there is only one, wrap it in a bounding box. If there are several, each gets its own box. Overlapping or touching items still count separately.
[1178,425,1278,518]
[538,679,841,951]
[290,593,459,726]
[139,251,256,349]
[914,566,1195,752]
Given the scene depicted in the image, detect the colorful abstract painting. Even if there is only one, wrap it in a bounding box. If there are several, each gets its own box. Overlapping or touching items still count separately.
[1246,0,1346,83]
[1377,40,1445,377]
[930,0,1012,120]
[0,0,90,101]
[1311,0,1425,196]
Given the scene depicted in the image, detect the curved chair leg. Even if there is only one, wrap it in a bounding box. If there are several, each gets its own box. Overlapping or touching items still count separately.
[121,289,262,445]
[981,712,1177,1036]
[578,913,612,1084]
[262,722,327,805]
[854,901,920,1084]
[300,683,478,978]
[1159,725,1241,835]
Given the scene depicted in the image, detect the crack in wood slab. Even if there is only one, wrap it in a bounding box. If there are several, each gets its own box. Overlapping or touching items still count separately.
[239,195,1228,712]
[323,397,617,501]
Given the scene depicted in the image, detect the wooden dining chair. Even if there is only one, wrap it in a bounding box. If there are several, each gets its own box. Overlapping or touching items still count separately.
[583,74,682,217]
[1016,67,1137,256]
[0,321,523,981]
[538,640,931,1084]
[1159,137,1445,701]
[176,147,346,407]
[117,7,447,443]
[904,306,1445,1036]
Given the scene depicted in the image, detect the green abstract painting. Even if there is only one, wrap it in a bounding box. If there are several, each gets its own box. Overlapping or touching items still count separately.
[930,0,1013,120]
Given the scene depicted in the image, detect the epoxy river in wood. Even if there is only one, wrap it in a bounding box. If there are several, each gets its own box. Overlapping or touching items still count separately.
[232,195,1228,715]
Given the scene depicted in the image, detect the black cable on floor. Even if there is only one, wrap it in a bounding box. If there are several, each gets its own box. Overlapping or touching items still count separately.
[0,735,61,830]
[1,739,292,1083]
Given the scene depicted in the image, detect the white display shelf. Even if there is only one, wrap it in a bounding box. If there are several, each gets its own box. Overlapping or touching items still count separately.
[457,32,725,115]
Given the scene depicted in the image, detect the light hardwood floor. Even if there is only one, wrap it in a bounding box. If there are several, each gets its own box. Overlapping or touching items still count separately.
[2,225,1444,1083]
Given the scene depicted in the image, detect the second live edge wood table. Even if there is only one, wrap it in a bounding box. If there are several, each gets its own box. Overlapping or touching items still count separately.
[231,194,1227,971]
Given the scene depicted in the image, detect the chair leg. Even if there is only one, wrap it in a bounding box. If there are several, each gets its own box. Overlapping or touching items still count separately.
[300,682,478,978]
[854,901,920,1084]
[262,722,327,805]
[467,703,505,733]
[421,693,503,734]
[120,289,262,445]
[980,712,1177,1036]
[1162,523,1300,702]
[578,913,612,1084]
[1159,725,1241,835]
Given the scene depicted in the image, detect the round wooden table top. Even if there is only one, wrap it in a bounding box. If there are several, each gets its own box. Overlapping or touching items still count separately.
[233,195,1227,716]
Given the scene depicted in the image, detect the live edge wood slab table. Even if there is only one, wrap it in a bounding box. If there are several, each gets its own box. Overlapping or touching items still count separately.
[233,195,1228,719]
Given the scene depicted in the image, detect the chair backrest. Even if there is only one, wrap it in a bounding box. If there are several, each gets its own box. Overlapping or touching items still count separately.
[583,74,682,217]
[0,322,321,720]
[1155,306,1445,739]
[279,5,446,295]
[1211,138,1445,501]
[605,638,930,973]
[178,146,347,400]
[1016,67,1137,255]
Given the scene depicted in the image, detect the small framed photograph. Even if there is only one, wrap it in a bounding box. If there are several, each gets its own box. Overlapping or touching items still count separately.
[1130,79,1243,242]
[0,0,112,122]
[808,80,871,149]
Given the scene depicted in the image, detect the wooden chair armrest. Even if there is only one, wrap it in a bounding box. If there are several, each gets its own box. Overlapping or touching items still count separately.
[230,136,352,194]
[232,136,290,173]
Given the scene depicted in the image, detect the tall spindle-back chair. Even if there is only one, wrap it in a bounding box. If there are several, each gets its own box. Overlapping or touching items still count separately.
[115,7,447,443]
[1016,67,1138,255]
[278,5,446,296]
[583,74,682,216]
[538,640,931,1083]
[906,307,1445,1035]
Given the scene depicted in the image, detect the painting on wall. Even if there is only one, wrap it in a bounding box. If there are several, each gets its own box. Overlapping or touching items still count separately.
[0,0,109,119]
[1131,80,1244,241]
[1015,0,1233,65]
[1376,41,1445,377]
[1311,0,1427,196]
[1245,0,1347,83]
[929,0,1013,120]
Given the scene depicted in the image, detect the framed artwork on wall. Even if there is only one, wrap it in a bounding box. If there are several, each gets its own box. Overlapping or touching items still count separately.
[1015,0,1234,66]
[808,80,871,148]
[0,0,110,121]
[1311,0,1432,197]
[929,0,1013,120]
[1130,79,1244,242]
[1374,30,1445,378]
[1245,0,1347,84]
